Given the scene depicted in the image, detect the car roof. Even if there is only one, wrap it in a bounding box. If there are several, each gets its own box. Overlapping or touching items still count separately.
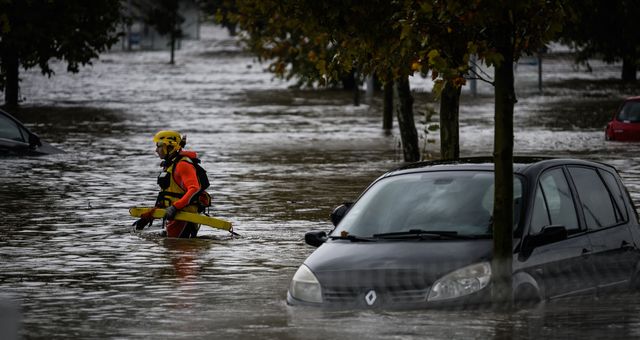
[625,96,640,102]
[383,156,618,178]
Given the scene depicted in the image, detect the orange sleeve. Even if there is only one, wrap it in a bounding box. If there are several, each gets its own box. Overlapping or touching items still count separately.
[172,161,201,210]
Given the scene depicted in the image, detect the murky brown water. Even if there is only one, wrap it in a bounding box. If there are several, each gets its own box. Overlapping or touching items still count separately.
[3,25,640,339]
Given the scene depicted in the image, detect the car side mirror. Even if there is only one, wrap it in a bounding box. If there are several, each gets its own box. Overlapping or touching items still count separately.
[330,202,352,227]
[520,225,569,258]
[27,132,41,148]
[538,225,568,244]
[305,230,327,247]
[523,225,568,255]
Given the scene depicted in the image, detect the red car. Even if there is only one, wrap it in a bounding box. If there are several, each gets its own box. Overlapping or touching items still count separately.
[605,96,640,141]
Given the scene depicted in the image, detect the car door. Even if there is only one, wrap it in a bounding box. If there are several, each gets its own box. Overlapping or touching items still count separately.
[521,167,596,299]
[567,166,637,292]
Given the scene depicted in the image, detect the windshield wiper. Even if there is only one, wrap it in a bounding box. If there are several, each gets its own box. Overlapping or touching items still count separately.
[372,229,483,240]
[328,234,375,242]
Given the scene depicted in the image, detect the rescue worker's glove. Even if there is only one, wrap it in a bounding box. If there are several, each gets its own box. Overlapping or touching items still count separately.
[132,218,152,230]
[165,205,178,220]
[132,208,157,230]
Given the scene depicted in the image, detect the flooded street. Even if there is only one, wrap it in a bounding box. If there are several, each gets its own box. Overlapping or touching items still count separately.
[3,25,640,339]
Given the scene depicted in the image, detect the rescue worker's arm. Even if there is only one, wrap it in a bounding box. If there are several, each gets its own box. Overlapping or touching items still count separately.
[171,160,201,210]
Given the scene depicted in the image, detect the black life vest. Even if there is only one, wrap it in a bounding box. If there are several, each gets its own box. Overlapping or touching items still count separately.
[156,155,211,212]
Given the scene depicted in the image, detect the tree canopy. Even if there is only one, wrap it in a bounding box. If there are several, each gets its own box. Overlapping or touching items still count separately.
[561,0,640,81]
[0,0,123,106]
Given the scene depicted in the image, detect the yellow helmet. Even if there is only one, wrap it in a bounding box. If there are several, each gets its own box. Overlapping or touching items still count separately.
[153,130,184,154]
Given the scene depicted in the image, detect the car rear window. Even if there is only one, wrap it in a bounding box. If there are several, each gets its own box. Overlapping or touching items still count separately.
[617,101,640,122]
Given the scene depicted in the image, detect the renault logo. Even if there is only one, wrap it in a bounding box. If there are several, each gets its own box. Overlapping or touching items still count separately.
[365,290,377,306]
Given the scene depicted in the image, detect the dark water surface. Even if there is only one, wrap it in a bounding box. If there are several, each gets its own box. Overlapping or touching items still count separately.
[3,26,640,339]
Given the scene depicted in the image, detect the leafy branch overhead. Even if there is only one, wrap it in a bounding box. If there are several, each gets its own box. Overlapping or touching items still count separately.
[224,0,564,93]
[0,0,122,106]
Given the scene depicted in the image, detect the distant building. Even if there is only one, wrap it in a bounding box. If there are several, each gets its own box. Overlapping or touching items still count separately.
[117,0,200,51]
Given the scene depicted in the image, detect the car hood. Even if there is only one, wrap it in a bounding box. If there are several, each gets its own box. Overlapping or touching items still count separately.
[305,239,492,290]
[33,141,65,155]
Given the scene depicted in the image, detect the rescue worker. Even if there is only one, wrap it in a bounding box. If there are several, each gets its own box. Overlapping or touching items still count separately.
[134,130,209,238]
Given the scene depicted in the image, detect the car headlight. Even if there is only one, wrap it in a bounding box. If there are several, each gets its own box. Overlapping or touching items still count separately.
[427,262,491,302]
[289,264,322,303]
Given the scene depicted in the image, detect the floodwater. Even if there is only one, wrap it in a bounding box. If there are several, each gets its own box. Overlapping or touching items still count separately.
[3,25,640,339]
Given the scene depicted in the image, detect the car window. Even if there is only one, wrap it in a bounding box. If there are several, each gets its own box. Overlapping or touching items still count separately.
[530,185,550,234]
[568,167,618,230]
[598,169,628,223]
[530,168,580,234]
[333,171,523,237]
[617,101,640,122]
[0,113,25,142]
[480,178,523,233]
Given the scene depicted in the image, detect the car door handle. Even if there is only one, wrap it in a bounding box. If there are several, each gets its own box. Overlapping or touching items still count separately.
[581,248,591,256]
[621,240,634,250]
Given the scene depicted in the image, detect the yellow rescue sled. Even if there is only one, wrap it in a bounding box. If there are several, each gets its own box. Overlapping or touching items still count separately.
[129,207,233,232]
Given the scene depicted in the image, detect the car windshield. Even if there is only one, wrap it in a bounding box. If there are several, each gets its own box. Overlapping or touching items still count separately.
[333,171,523,238]
[617,101,640,122]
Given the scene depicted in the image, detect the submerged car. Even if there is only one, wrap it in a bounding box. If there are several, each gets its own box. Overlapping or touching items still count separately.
[0,108,63,156]
[605,96,640,141]
[287,157,640,309]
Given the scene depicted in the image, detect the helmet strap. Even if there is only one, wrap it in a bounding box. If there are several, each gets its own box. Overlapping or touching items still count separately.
[165,148,180,162]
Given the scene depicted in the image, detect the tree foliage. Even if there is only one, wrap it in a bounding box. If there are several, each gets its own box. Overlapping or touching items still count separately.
[561,0,640,81]
[225,1,349,88]
[226,1,427,161]
[198,0,238,35]
[0,0,122,106]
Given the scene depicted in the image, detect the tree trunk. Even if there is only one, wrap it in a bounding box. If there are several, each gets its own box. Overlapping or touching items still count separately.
[341,71,356,90]
[394,77,420,162]
[622,54,637,82]
[227,23,237,36]
[2,49,20,108]
[492,27,516,310]
[169,3,177,65]
[383,81,393,130]
[537,52,543,94]
[439,81,460,160]
[169,31,176,64]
